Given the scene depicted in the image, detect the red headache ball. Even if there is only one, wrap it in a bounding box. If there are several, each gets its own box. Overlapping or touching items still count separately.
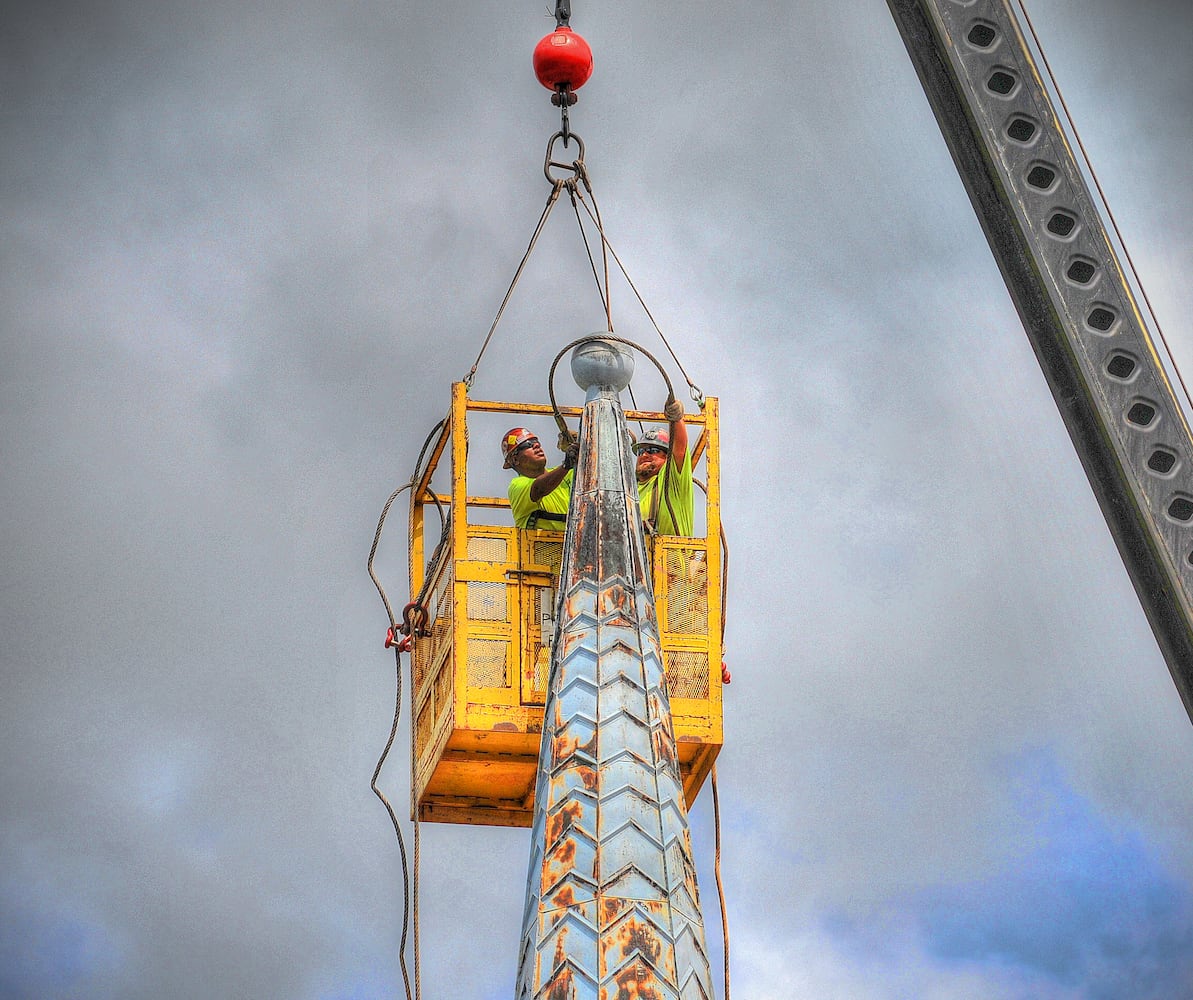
[532,27,593,92]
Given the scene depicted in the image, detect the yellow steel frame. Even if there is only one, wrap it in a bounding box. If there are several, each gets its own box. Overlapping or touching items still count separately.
[408,383,723,827]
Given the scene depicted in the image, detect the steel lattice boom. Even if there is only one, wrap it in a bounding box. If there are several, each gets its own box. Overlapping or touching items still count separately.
[888,0,1193,716]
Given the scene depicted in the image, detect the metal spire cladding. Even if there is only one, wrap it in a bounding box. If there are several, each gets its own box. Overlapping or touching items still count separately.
[515,339,713,999]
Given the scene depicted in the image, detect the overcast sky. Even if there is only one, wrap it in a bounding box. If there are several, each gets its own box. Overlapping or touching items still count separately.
[4,2,1193,998]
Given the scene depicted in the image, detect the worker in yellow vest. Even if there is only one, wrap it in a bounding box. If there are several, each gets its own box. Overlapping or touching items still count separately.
[633,397,692,536]
[502,427,576,530]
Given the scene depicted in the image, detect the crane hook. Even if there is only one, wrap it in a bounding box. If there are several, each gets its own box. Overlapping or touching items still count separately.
[534,3,592,147]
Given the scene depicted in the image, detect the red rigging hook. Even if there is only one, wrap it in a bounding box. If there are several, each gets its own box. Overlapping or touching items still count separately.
[533,1,592,145]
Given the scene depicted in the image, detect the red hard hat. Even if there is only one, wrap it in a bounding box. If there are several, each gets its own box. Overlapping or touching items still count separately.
[632,426,669,456]
[501,427,538,469]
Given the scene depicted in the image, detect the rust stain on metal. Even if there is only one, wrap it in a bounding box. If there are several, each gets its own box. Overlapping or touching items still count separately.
[606,961,664,1000]
[552,729,581,766]
[546,971,573,1000]
[492,722,518,732]
[680,833,701,906]
[598,580,635,626]
[617,918,662,965]
[553,923,569,965]
[551,883,576,908]
[577,764,597,791]
[650,726,677,769]
[646,692,678,769]
[545,927,573,1000]
[602,895,629,926]
[560,629,586,658]
[545,797,584,847]
[543,836,578,887]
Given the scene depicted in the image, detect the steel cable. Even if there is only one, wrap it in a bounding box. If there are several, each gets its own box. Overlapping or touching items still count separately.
[572,186,704,407]
[464,180,567,388]
[567,182,613,334]
[371,647,414,1000]
[711,766,730,1000]
[366,416,450,997]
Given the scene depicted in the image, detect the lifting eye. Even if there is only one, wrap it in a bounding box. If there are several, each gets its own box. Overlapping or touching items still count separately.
[1168,498,1193,522]
[1026,164,1056,189]
[1066,259,1096,285]
[987,70,1016,95]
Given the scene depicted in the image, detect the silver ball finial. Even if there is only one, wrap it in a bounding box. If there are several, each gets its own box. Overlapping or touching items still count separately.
[571,337,634,394]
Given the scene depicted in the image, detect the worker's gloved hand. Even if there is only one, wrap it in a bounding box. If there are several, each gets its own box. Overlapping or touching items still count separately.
[557,428,578,452]
[563,443,580,470]
[664,396,684,423]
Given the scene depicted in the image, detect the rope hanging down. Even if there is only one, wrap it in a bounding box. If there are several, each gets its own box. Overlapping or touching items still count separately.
[367,416,450,1000]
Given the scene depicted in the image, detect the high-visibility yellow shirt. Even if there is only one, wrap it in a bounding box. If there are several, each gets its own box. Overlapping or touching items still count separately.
[508,468,574,530]
[638,448,694,536]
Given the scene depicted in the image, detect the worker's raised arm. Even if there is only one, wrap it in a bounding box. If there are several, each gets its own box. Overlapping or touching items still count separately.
[529,452,574,502]
[664,396,688,469]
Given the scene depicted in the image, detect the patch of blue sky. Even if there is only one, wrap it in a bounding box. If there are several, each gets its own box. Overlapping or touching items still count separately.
[822,747,1193,997]
[0,894,124,1000]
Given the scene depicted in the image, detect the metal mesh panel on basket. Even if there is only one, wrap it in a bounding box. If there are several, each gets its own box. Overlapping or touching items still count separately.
[415,694,434,757]
[435,656,454,712]
[532,538,564,574]
[528,644,550,703]
[527,536,563,703]
[664,649,709,699]
[466,637,510,688]
[661,548,709,637]
[417,566,453,690]
[467,581,507,621]
[467,534,509,563]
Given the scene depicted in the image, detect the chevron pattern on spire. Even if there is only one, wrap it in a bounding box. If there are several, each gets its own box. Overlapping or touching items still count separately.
[515,382,713,1000]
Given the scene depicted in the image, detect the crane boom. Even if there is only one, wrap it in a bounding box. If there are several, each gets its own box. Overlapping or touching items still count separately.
[887,0,1193,720]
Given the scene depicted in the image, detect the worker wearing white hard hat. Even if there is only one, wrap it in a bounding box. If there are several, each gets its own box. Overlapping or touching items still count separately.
[632,396,693,537]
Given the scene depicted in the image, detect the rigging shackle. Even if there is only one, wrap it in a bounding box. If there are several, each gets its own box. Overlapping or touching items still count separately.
[543,130,586,185]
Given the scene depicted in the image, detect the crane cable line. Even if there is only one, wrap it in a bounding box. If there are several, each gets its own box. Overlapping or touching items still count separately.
[1012,0,1193,421]
[570,177,706,409]
[463,178,568,391]
[369,644,415,1000]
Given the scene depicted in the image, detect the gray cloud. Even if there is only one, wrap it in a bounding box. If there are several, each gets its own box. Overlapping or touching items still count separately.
[3,1,1192,997]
